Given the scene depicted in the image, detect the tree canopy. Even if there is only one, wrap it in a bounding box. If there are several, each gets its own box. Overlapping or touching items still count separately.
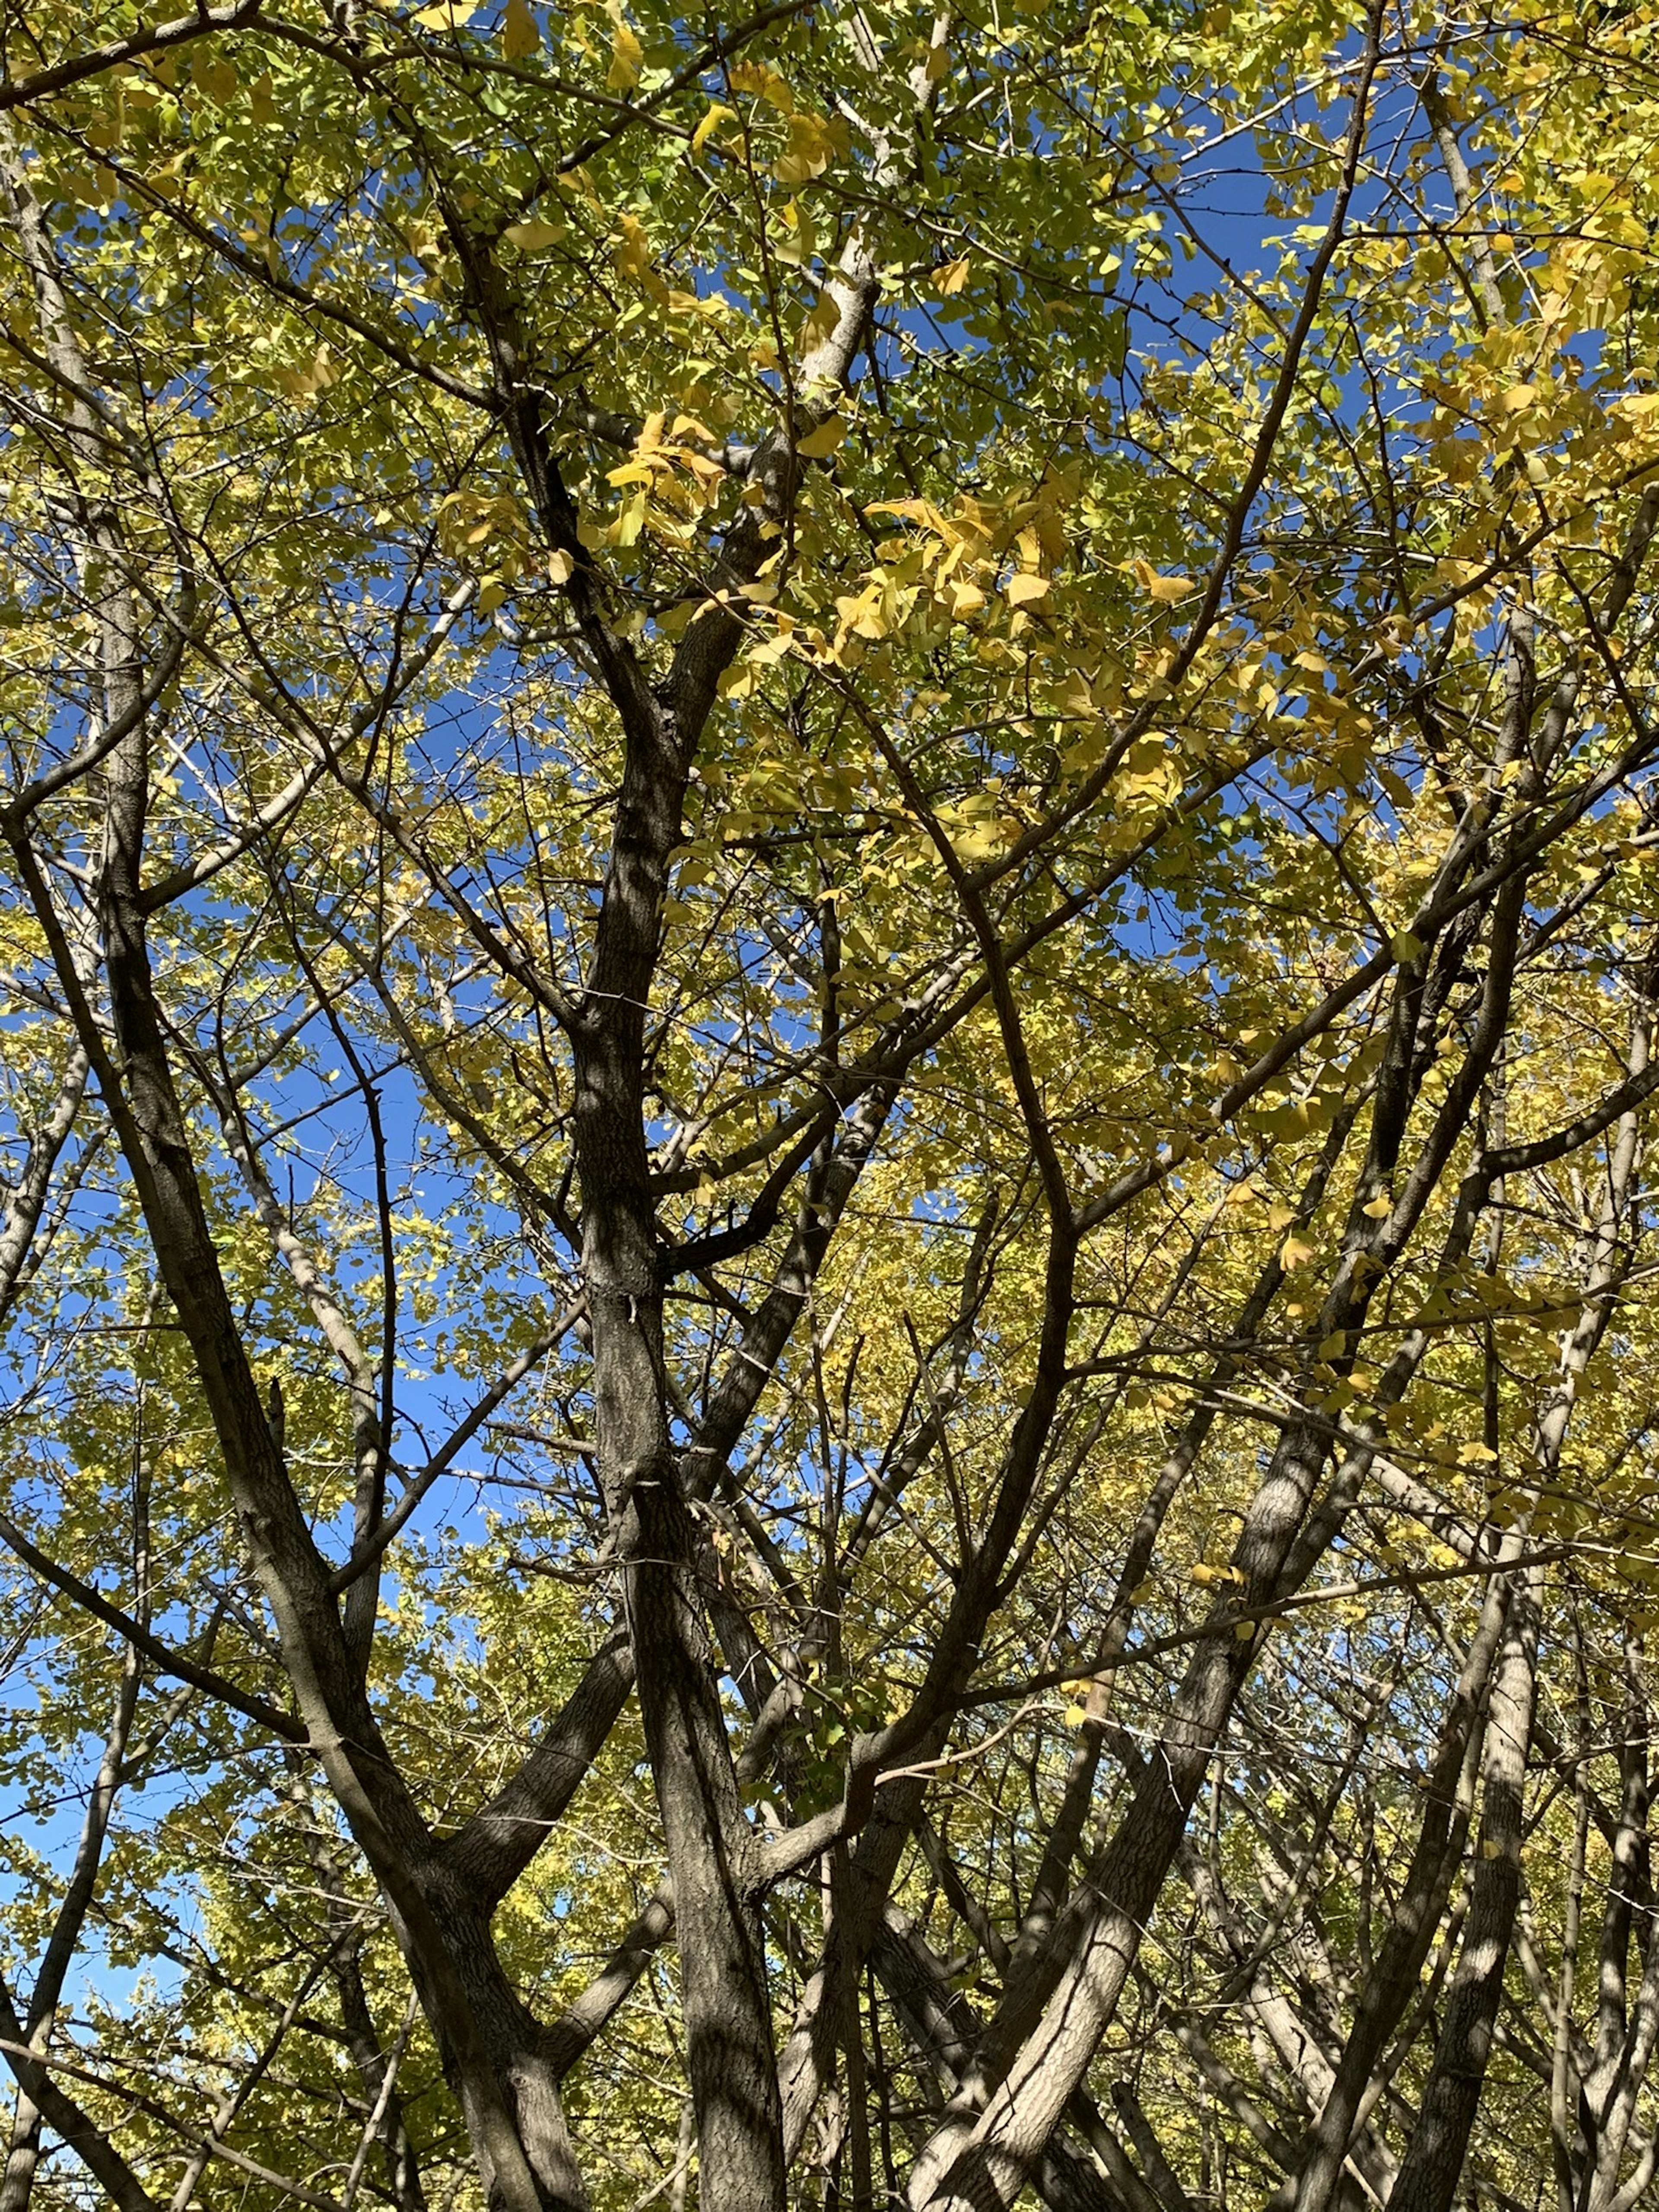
[3,3,1659,2210]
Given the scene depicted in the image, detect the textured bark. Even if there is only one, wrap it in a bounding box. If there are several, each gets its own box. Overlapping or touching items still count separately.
[75,718,575,2212]
[1284,1565,1510,2212]
[573,801,787,2212]
[332,1947,428,2212]
[902,1416,1344,2212]
[1387,1562,1542,2212]
[442,1631,636,1910]
[868,1898,1148,2212]
[587,1261,787,2212]
[489,200,878,2212]
[1576,1653,1659,2212]
[543,1882,677,2081]
[1011,1105,1358,1981]
[0,1041,86,1336]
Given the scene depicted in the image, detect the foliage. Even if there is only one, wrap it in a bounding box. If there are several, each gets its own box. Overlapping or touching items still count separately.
[1,3,1659,2211]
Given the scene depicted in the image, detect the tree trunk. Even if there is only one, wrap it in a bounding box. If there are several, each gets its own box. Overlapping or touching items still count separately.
[1386,1560,1542,2212]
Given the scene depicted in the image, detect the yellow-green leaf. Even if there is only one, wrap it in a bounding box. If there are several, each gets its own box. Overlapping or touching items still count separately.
[502,217,565,251]
[796,416,846,460]
[606,22,642,91]
[501,0,540,59]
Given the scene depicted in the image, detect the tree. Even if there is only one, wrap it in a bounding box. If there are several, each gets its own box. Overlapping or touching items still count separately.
[2,0,1659,2207]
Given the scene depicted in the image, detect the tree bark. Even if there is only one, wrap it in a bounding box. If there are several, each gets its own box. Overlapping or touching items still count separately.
[1386,1560,1542,2212]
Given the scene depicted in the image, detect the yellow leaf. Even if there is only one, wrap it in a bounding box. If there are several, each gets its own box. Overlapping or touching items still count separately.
[501,217,565,251]
[606,21,642,90]
[938,793,1004,858]
[614,212,652,282]
[1280,1234,1316,1270]
[1266,1200,1297,1233]
[691,101,734,155]
[500,0,540,58]
[1005,572,1050,607]
[547,550,574,584]
[773,112,842,184]
[274,343,337,397]
[797,290,841,360]
[1132,560,1194,604]
[835,588,887,640]
[729,58,792,111]
[796,415,846,460]
[1361,1193,1391,1219]
[934,257,971,296]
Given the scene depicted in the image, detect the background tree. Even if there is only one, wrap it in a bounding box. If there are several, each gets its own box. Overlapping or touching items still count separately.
[2,2,1659,2210]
